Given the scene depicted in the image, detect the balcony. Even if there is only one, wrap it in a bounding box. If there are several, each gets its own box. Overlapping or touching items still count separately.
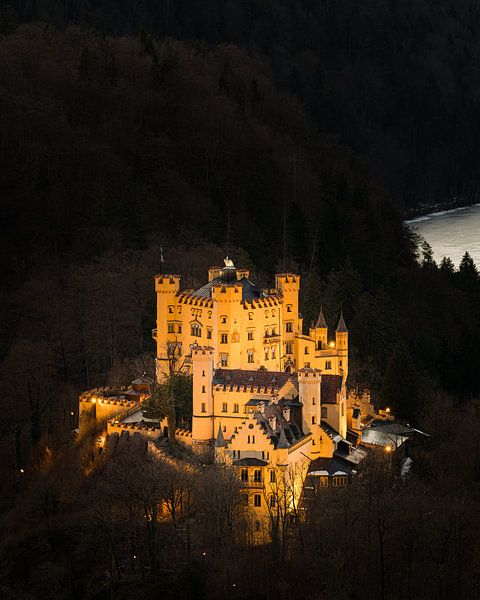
[239,478,264,489]
[264,332,281,344]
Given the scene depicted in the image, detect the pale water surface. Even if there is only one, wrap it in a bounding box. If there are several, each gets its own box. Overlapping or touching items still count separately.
[406,203,480,266]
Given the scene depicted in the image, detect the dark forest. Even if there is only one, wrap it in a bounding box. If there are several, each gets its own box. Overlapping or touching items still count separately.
[1,3,480,599]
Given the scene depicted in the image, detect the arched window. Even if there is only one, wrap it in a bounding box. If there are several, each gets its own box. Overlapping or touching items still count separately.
[191,322,202,337]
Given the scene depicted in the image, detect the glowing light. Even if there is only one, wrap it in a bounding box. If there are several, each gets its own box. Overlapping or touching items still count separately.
[19,468,24,473]
[385,445,392,453]
[329,341,335,347]
[70,411,74,416]
[91,397,97,404]
[385,407,390,413]
[202,552,206,556]
[133,555,137,559]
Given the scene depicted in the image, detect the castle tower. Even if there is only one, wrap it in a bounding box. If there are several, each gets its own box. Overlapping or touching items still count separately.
[191,345,215,446]
[298,368,322,436]
[275,273,301,369]
[155,274,181,380]
[335,312,349,377]
[211,279,243,368]
[314,306,328,349]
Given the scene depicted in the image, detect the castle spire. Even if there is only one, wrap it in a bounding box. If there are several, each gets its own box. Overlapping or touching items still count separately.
[215,424,227,448]
[336,311,348,333]
[315,305,328,329]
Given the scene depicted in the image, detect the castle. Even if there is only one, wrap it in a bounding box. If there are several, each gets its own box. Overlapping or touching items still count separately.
[80,258,416,535]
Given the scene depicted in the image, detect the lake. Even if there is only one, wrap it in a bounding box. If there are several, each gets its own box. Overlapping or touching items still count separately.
[406,203,480,266]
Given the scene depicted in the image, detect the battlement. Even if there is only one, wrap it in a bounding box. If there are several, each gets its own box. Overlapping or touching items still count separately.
[275,273,300,292]
[191,344,215,357]
[177,292,214,307]
[155,274,181,292]
[242,295,282,309]
[297,367,322,380]
[211,283,242,301]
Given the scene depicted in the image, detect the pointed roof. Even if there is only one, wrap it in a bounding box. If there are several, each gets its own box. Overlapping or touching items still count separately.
[215,424,227,448]
[336,312,348,333]
[276,428,290,449]
[315,306,328,329]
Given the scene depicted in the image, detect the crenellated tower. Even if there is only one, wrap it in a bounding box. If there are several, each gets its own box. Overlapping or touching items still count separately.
[191,345,215,446]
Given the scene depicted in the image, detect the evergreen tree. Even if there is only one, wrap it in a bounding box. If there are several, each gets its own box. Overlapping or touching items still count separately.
[380,345,419,420]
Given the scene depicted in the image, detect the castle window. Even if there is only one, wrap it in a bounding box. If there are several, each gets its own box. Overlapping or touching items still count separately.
[223,426,226,432]
[168,306,174,314]
[234,427,238,433]
[220,353,228,367]
[247,349,254,363]
[312,397,316,405]
[254,494,261,507]
[202,370,205,377]
[304,346,309,354]
[265,349,269,361]
[167,323,175,333]
[320,477,329,487]
[222,402,227,412]
[248,313,253,320]
[333,476,348,487]
[207,328,212,339]
[177,324,182,333]
[286,321,293,333]
[248,330,254,341]
[325,360,332,370]
[220,315,227,324]
[221,333,228,344]
[265,310,269,318]
[270,470,276,483]
[271,347,276,359]
[233,403,239,413]
[286,304,292,312]
[285,342,293,354]
[247,435,255,444]
[341,403,345,417]
[191,322,202,337]
[241,469,248,481]
[254,470,262,482]
[269,495,276,508]
[201,385,206,393]
[207,310,212,319]
[243,494,249,506]
[178,306,182,314]
[201,403,206,413]
[340,360,343,366]
[271,309,276,316]
[321,407,327,418]
[312,416,316,425]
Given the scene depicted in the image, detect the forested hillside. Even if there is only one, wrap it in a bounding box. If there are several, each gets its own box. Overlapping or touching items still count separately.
[4,0,480,206]
[0,22,480,488]
[1,9,480,600]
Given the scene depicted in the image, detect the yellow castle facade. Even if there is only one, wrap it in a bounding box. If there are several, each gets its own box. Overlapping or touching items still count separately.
[80,258,400,539]
[154,258,348,380]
